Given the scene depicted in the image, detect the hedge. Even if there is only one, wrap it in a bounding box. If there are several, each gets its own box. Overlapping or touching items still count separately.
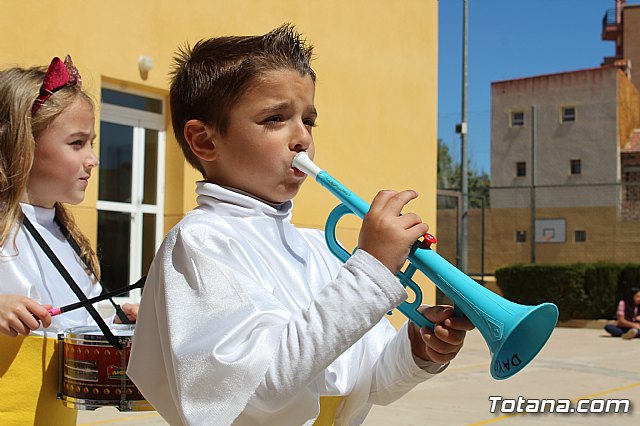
[495,263,640,322]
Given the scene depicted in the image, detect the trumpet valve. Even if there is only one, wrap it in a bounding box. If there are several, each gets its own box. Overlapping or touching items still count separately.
[421,233,438,248]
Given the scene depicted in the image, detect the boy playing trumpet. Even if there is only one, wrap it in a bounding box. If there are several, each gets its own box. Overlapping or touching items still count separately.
[128,24,473,426]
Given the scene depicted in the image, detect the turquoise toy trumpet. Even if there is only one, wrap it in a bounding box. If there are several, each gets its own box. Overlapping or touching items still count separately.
[292,152,558,380]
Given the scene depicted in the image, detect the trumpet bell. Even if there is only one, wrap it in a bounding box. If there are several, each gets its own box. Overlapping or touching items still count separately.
[486,301,558,380]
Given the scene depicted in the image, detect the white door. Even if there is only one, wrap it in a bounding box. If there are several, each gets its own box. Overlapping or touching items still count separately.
[97,88,165,305]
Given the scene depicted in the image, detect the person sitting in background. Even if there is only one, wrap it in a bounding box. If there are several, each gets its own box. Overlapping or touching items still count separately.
[604,287,640,340]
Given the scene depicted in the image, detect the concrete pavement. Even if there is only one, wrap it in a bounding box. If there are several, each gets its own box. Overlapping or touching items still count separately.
[76,326,640,426]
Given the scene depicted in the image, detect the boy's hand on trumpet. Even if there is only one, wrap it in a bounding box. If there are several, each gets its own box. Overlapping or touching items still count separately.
[356,189,475,364]
[358,189,429,275]
[409,305,475,364]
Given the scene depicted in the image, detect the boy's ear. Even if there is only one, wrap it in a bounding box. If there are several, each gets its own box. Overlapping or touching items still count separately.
[184,119,217,161]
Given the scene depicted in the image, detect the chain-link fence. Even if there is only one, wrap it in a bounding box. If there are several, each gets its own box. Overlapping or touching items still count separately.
[436,183,640,279]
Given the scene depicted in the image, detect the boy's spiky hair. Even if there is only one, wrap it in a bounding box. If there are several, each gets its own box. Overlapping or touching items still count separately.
[169,24,315,174]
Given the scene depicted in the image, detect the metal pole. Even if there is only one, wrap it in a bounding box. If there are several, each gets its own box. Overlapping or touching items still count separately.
[530,105,536,263]
[481,195,485,285]
[460,0,469,272]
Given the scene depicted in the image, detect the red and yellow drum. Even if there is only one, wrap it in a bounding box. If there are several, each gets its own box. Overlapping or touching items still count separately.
[59,325,152,411]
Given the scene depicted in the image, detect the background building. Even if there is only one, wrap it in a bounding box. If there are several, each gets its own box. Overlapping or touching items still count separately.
[437,0,640,278]
[1,0,439,322]
[489,64,640,267]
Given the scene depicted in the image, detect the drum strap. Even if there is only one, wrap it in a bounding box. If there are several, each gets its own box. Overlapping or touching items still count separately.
[54,217,132,325]
[22,215,125,349]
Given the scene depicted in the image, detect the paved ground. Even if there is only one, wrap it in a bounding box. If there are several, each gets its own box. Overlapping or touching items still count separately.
[76,326,640,425]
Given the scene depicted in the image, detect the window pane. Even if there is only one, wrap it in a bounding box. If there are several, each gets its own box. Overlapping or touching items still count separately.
[142,213,156,275]
[511,111,524,126]
[562,107,576,122]
[101,88,162,113]
[624,171,640,201]
[570,159,581,175]
[516,161,527,177]
[143,129,158,205]
[97,211,131,292]
[99,122,132,203]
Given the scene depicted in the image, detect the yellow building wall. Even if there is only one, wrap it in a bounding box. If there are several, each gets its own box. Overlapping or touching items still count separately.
[618,69,640,147]
[1,1,439,320]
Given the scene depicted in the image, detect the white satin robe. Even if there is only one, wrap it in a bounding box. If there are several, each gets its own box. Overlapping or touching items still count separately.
[128,183,445,426]
[0,204,102,336]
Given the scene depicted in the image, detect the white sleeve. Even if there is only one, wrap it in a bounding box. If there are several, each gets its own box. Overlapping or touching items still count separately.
[250,249,408,410]
[367,321,448,406]
[129,227,407,426]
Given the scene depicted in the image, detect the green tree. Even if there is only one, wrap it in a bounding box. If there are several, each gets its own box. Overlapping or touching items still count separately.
[437,139,490,208]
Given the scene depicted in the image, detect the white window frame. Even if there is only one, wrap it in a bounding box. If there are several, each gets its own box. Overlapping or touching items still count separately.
[510,111,525,127]
[561,105,576,123]
[97,89,165,306]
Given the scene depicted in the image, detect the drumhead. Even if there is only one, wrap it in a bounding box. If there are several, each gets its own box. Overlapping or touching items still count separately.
[62,324,135,346]
[63,324,135,338]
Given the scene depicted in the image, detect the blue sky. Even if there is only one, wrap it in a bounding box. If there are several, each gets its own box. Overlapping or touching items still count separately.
[438,0,637,175]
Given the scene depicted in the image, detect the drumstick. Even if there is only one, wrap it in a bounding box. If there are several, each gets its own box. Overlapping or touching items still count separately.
[48,276,146,316]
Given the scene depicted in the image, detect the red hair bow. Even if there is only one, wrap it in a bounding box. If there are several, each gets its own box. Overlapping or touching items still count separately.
[31,54,81,115]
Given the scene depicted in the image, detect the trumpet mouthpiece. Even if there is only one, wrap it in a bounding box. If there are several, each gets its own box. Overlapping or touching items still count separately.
[292,152,322,179]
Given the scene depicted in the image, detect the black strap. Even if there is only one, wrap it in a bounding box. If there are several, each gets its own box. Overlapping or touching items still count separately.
[55,276,146,314]
[55,218,132,325]
[22,215,124,349]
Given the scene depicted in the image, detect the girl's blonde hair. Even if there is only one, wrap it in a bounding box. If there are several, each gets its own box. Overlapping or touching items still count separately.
[0,65,100,281]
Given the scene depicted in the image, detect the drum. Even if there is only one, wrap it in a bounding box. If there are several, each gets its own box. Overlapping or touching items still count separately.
[58,325,152,411]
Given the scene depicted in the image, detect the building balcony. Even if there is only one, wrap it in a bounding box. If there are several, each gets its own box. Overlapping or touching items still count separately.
[602,7,621,41]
